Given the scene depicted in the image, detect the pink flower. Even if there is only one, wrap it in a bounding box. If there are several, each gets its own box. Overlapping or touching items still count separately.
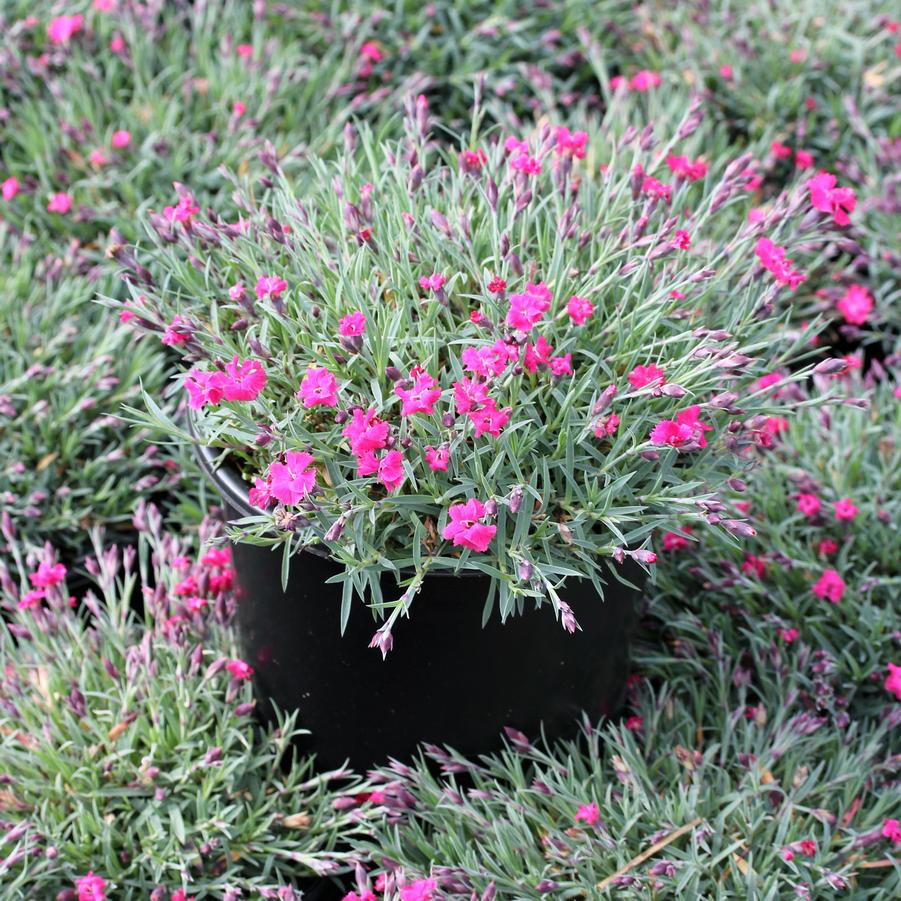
[111,130,131,149]
[298,366,339,408]
[75,872,106,901]
[18,589,47,610]
[593,413,620,439]
[806,171,856,226]
[509,153,541,175]
[719,64,733,79]
[453,377,490,414]
[812,569,845,604]
[798,840,817,858]
[567,295,594,325]
[487,276,507,294]
[781,848,794,862]
[184,369,226,410]
[89,149,109,166]
[343,407,390,456]
[229,283,246,302]
[673,229,692,249]
[506,282,552,331]
[779,627,799,643]
[2,176,20,201]
[555,126,588,159]
[625,714,643,731]
[885,663,901,701]
[629,69,661,91]
[742,554,766,579]
[93,0,117,11]
[662,528,692,552]
[339,311,366,336]
[467,398,511,437]
[163,194,199,223]
[641,176,672,202]
[424,445,449,471]
[161,315,192,346]
[796,493,821,518]
[771,141,792,160]
[377,450,405,492]
[666,154,707,181]
[47,14,83,44]
[222,356,267,402]
[395,372,442,416]
[755,237,806,289]
[442,499,496,553]
[269,451,317,505]
[574,802,601,825]
[399,879,438,901]
[248,477,272,509]
[232,101,247,117]
[523,336,553,373]
[649,406,711,448]
[236,43,253,59]
[837,285,873,326]
[360,40,383,61]
[255,275,288,300]
[47,192,73,214]
[29,561,67,588]
[795,149,814,169]
[419,273,446,292]
[629,363,666,390]
[225,659,253,680]
[549,354,573,376]
[818,538,839,556]
[883,818,901,843]
[834,498,858,521]
[462,340,517,377]
[171,891,193,901]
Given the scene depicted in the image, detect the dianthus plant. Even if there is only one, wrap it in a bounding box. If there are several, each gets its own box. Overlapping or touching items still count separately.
[122,96,834,640]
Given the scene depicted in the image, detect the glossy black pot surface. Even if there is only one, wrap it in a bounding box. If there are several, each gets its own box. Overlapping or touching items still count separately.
[197,444,644,772]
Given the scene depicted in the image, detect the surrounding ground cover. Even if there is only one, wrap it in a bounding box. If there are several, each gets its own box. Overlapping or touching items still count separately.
[1,1,898,898]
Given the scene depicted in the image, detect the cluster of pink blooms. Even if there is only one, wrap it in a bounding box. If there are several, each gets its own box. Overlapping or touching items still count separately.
[649,406,712,448]
[755,237,807,289]
[74,874,191,901]
[836,284,873,326]
[342,876,437,901]
[163,193,200,224]
[770,141,814,170]
[169,545,236,620]
[666,153,707,182]
[611,69,662,92]
[184,356,267,410]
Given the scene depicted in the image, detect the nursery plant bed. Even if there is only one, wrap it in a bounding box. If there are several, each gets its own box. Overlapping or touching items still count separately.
[196,443,643,771]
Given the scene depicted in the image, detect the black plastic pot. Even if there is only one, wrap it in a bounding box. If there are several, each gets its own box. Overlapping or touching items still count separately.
[196,444,644,772]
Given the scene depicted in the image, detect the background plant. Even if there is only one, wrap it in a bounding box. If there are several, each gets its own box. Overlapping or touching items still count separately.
[0,507,376,899]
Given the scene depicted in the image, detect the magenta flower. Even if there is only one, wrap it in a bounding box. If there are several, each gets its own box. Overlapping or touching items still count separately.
[453,377,490,414]
[339,311,366,336]
[629,70,661,91]
[399,879,438,901]
[628,363,666,390]
[29,561,67,588]
[2,176,20,201]
[171,891,193,901]
[779,627,799,643]
[184,369,226,410]
[47,192,73,214]
[468,398,511,437]
[555,126,588,159]
[75,872,106,901]
[837,285,873,326]
[222,356,267,402]
[574,802,601,825]
[566,295,594,324]
[163,194,199,223]
[662,528,692,552]
[673,229,692,249]
[255,275,288,300]
[343,407,390,456]
[111,130,131,149]
[806,171,856,226]
[650,419,693,446]
[229,283,246,302]
[509,152,541,174]
[377,450,406,492]
[395,372,442,416]
[418,273,446,292]
[424,445,449,471]
[641,175,672,202]
[442,499,497,552]
[248,477,272,509]
[268,451,317,505]
[818,538,839,556]
[549,354,573,376]
[796,493,821,518]
[18,589,47,610]
[885,664,901,701]
[506,282,552,331]
[462,340,518,377]
[48,14,84,44]
[666,154,707,181]
[298,366,339,408]
[523,336,553,373]
[883,818,901,843]
[834,497,858,521]
[161,315,192,346]
[755,237,806,289]
[812,569,845,604]
[225,659,254,680]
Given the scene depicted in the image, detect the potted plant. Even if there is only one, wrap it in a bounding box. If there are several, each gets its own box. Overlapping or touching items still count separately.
[118,97,824,769]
